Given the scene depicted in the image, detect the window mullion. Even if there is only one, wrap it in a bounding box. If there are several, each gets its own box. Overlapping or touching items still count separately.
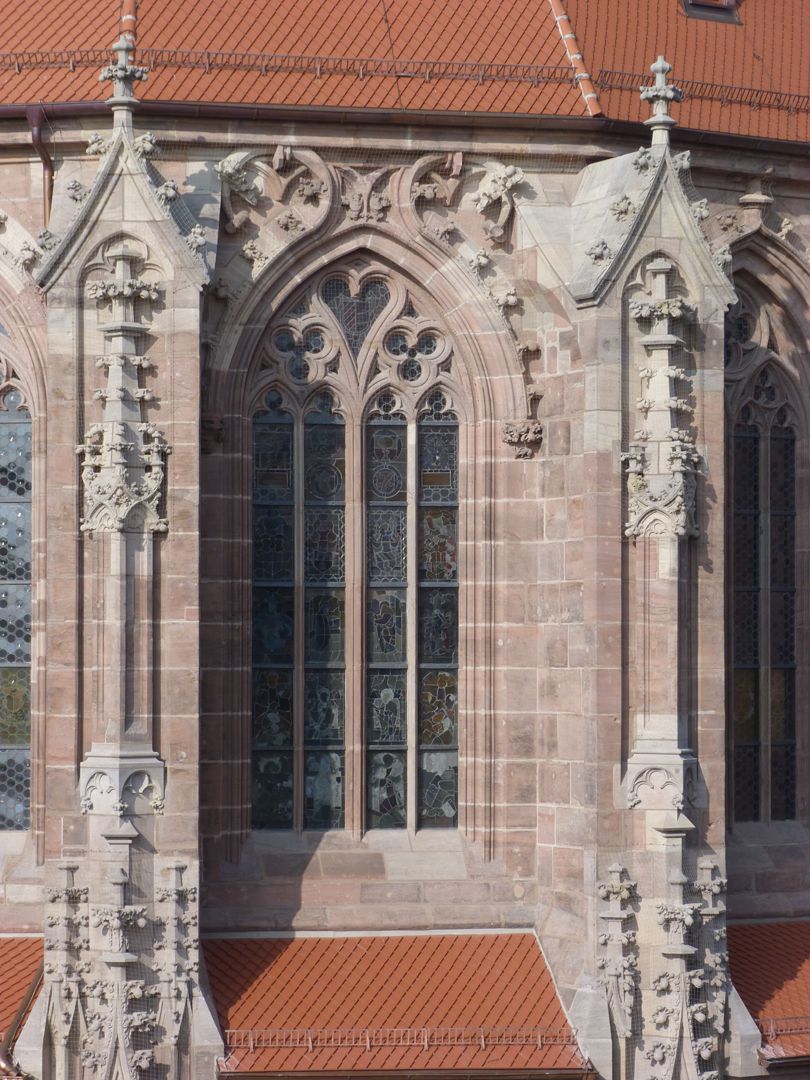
[344,419,364,835]
[406,420,418,832]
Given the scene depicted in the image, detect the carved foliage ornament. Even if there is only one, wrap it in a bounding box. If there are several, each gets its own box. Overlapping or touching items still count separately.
[79,241,170,534]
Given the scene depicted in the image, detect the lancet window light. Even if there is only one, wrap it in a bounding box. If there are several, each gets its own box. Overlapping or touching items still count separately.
[0,387,32,829]
[251,265,462,831]
[727,301,797,823]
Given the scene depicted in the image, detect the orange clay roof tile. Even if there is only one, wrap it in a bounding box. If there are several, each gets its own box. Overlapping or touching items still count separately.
[203,932,588,1075]
[0,937,42,1043]
[0,0,805,139]
[728,921,810,1060]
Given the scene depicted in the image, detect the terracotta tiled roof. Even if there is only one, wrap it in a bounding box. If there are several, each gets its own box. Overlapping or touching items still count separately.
[0,0,587,118]
[203,932,588,1076]
[0,937,42,1044]
[728,921,810,1060]
[0,0,807,141]
[569,0,810,142]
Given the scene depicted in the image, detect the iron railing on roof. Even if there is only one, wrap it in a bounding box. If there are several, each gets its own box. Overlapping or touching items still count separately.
[0,49,574,87]
[223,1026,578,1051]
[597,68,810,114]
[0,50,806,114]
[757,1016,810,1039]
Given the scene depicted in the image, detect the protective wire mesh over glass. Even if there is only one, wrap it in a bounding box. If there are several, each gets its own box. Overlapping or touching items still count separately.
[731,402,797,823]
[0,390,31,830]
[417,392,458,827]
[366,398,407,828]
[304,393,345,829]
[732,422,760,822]
[322,278,390,357]
[252,391,294,828]
[769,421,795,821]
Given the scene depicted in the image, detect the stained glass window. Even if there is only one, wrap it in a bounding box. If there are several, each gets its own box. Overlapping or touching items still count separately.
[253,391,295,828]
[366,397,407,827]
[252,389,346,830]
[730,381,796,823]
[0,390,31,830]
[304,394,345,829]
[417,392,458,827]
[253,274,463,835]
[322,278,390,356]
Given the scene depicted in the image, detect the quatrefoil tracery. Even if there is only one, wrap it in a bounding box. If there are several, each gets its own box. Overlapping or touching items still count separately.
[258,266,461,420]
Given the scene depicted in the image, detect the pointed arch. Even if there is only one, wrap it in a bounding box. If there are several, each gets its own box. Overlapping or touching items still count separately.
[201,234,507,858]
[726,247,810,826]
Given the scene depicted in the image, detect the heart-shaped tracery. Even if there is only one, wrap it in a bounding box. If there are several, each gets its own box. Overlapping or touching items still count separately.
[322,277,390,356]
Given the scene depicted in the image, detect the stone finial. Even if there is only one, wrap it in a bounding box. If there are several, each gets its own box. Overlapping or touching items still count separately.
[99,0,148,128]
[640,56,683,147]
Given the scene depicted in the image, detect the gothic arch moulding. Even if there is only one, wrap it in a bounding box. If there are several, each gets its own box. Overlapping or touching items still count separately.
[201,237,528,860]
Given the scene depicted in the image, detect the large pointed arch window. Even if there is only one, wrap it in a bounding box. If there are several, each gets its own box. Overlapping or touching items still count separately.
[251,265,462,832]
[728,335,797,822]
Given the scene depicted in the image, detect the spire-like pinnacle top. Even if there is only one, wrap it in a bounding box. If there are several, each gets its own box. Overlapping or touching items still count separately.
[640,56,683,148]
[99,0,148,129]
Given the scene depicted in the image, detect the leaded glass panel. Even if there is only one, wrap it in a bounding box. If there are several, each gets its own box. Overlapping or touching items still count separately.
[419,429,458,504]
[419,670,457,746]
[368,508,406,584]
[252,752,294,829]
[322,278,390,356]
[418,751,458,826]
[367,750,406,828]
[254,427,294,502]
[304,671,344,744]
[418,589,458,665]
[367,589,406,663]
[305,589,345,664]
[305,751,344,829]
[304,508,345,583]
[367,426,407,503]
[252,669,294,748]
[0,586,31,666]
[304,425,345,503]
[0,748,29,830]
[733,744,759,823]
[730,407,797,824]
[418,509,457,582]
[253,588,295,664]
[254,507,294,582]
[417,415,458,828]
[0,392,30,830]
[368,672,407,744]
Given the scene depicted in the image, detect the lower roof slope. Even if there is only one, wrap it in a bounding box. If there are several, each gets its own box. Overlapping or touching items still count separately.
[203,932,589,1076]
[728,921,810,1061]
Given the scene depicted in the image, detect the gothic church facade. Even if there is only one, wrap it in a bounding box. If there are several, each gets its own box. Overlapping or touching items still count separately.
[0,0,806,1078]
